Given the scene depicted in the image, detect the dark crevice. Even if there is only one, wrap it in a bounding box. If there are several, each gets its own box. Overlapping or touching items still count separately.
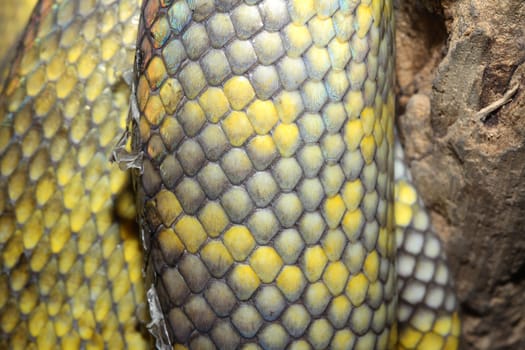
[395,0,448,116]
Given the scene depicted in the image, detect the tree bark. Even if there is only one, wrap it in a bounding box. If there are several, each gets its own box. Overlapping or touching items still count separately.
[396,1,525,349]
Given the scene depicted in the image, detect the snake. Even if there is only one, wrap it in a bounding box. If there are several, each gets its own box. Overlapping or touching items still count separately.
[0,0,461,349]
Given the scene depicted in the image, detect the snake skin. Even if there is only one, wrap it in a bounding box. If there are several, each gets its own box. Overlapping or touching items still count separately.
[130,0,459,349]
[0,1,149,348]
[0,0,460,349]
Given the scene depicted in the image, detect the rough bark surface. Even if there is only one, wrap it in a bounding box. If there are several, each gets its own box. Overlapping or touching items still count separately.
[395,1,525,349]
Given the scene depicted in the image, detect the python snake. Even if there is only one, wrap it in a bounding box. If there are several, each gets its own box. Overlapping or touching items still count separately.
[0,0,460,349]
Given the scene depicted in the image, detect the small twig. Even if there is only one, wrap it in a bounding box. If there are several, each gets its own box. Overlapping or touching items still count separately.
[477,83,520,122]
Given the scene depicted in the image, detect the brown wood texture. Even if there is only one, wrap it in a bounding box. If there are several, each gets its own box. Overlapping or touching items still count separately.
[396,1,525,349]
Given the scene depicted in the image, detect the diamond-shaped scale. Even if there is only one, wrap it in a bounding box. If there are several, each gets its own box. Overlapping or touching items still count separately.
[276,266,306,302]
[221,186,254,223]
[223,225,256,261]
[282,304,311,339]
[231,304,263,338]
[246,171,279,207]
[198,201,229,238]
[308,318,334,349]
[301,245,328,283]
[204,281,237,317]
[247,209,280,244]
[249,246,283,283]
[230,3,262,39]
[274,193,303,228]
[259,323,290,350]
[211,321,241,349]
[247,135,278,170]
[200,241,234,277]
[255,285,286,321]
[183,295,216,332]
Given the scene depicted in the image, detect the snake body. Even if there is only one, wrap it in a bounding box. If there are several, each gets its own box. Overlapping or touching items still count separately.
[0,0,460,349]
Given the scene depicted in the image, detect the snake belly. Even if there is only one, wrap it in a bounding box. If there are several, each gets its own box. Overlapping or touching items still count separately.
[0,0,460,349]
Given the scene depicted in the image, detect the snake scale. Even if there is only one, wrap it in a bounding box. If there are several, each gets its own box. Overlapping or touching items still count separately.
[0,0,460,349]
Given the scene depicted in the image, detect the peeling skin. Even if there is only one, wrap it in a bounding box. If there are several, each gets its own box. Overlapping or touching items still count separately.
[111,81,144,172]
[110,130,144,172]
[147,285,172,350]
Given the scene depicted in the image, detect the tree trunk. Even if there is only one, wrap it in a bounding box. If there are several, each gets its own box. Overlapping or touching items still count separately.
[396,1,525,349]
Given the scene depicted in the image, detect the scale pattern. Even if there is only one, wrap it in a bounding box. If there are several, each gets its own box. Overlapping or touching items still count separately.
[0,1,149,349]
[393,142,460,349]
[0,0,460,349]
[132,0,400,348]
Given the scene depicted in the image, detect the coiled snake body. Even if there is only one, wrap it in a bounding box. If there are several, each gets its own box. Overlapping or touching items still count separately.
[0,1,460,349]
